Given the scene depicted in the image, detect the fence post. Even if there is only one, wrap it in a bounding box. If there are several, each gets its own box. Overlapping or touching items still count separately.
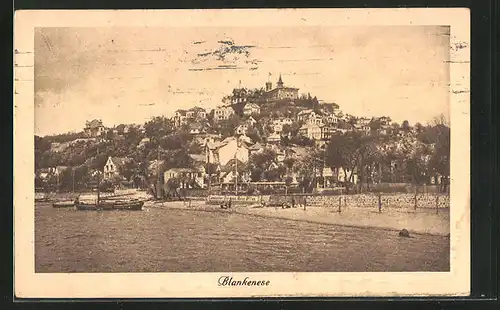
[378,192,382,213]
[435,195,439,214]
[304,195,307,211]
[338,196,341,213]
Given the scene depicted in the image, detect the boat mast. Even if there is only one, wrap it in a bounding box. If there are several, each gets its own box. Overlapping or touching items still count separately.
[56,169,59,193]
[206,142,211,194]
[156,144,163,200]
[235,136,238,196]
[96,148,100,204]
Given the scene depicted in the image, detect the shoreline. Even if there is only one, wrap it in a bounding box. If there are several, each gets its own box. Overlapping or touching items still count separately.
[145,201,450,237]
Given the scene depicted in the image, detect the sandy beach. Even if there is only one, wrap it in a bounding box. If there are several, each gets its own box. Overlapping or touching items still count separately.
[147,200,450,236]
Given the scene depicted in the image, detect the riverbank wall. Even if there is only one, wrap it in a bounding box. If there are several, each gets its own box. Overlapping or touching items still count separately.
[205,193,450,210]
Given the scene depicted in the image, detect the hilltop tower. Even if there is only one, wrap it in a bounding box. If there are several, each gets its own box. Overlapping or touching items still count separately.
[264,73,299,102]
[265,81,273,91]
[277,74,284,88]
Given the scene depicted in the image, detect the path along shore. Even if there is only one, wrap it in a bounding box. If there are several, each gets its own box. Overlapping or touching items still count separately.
[145,200,450,236]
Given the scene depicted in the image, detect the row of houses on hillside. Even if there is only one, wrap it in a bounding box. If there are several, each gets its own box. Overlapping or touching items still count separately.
[158,133,361,190]
[172,107,207,127]
[84,119,146,138]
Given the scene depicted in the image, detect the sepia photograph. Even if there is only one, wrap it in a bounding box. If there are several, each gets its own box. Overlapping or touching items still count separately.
[14,9,470,298]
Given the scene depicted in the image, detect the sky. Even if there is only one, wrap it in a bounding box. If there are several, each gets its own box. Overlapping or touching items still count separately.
[34,26,450,136]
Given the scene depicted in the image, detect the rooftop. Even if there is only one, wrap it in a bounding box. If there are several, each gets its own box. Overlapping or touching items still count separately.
[85,119,104,129]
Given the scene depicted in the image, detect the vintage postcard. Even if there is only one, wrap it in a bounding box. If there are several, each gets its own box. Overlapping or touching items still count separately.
[14,9,470,298]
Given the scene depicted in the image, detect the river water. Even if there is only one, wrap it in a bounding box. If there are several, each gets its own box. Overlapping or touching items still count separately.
[35,203,449,273]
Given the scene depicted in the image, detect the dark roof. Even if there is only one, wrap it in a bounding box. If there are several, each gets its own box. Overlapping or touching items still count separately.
[164,167,201,174]
[110,157,132,169]
[189,106,206,112]
[175,109,187,116]
[267,87,299,94]
[220,158,246,172]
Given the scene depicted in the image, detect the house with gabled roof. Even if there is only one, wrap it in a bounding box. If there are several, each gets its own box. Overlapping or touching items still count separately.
[186,106,207,119]
[296,109,315,122]
[84,119,106,137]
[214,105,235,122]
[246,116,258,126]
[266,132,281,144]
[205,136,250,167]
[103,156,133,180]
[163,167,205,189]
[219,158,250,184]
[235,124,249,135]
[243,102,261,116]
[188,123,206,135]
[299,122,322,140]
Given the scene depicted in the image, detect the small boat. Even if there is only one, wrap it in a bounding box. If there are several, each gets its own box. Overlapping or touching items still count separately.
[52,201,75,208]
[35,192,50,202]
[102,199,145,211]
[75,199,144,211]
[74,154,144,211]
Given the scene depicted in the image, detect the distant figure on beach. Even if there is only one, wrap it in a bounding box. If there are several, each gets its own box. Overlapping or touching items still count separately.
[220,198,232,209]
[399,228,410,238]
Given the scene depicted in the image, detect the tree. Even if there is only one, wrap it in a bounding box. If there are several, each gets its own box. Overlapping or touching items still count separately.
[295,153,318,192]
[369,119,382,132]
[205,162,219,186]
[35,136,52,168]
[207,109,215,127]
[246,126,262,143]
[282,122,302,137]
[283,158,295,170]
[144,116,175,139]
[57,168,76,192]
[429,124,450,192]
[119,160,139,182]
[263,165,286,182]
[165,177,181,199]
[290,135,314,147]
[105,129,115,141]
[213,115,240,138]
[390,122,401,135]
[248,148,277,181]
[405,144,432,185]
[414,122,424,134]
[325,131,378,192]
[401,120,411,132]
[430,113,450,127]
[325,133,359,180]
[161,149,194,171]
